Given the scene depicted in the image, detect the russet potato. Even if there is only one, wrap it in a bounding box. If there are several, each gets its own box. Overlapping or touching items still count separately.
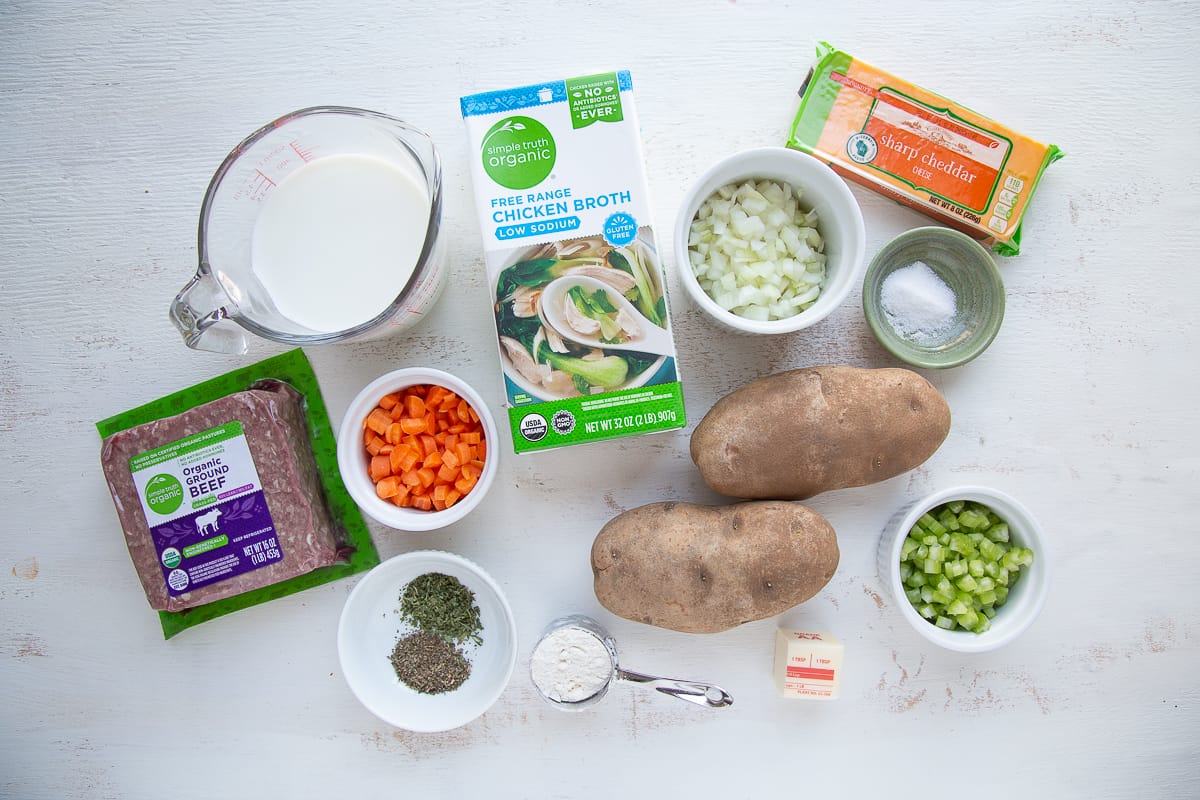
[691,366,951,500]
[591,501,839,634]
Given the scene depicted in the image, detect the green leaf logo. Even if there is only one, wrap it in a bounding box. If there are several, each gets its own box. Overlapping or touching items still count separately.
[481,115,556,190]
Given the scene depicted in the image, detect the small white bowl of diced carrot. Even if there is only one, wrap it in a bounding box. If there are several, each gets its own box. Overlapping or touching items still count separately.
[337,368,498,531]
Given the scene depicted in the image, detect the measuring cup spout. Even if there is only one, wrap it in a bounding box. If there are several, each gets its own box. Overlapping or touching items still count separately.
[169,272,248,354]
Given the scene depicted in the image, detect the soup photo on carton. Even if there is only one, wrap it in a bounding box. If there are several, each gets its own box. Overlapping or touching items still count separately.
[461,71,686,455]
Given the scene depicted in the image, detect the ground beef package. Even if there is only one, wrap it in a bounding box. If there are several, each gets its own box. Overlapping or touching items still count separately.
[96,349,378,638]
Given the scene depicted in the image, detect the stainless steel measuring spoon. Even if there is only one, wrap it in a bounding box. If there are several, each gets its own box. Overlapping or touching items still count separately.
[530,615,732,711]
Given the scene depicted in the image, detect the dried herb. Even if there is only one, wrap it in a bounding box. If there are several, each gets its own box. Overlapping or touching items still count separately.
[389,631,471,694]
[399,572,483,646]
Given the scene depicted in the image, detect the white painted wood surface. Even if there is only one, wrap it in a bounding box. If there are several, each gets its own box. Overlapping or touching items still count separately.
[2,1,1197,797]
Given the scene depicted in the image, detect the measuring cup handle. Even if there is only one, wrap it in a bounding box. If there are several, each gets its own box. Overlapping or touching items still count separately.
[616,668,734,709]
[169,272,248,354]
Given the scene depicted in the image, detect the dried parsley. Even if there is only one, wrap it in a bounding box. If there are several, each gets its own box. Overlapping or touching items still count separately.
[399,572,483,646]
[389,631,471,694]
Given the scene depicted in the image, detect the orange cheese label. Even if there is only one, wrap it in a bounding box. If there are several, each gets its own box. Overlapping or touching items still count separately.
[788,44,1062,256]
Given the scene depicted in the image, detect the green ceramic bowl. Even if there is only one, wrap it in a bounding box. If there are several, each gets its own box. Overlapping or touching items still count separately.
[862,227,1005,369]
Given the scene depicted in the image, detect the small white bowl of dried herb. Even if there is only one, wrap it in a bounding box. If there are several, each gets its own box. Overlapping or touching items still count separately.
[337,550,517,732]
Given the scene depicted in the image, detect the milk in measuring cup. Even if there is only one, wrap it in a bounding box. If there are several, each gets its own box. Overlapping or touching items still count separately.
[250,153,430,332]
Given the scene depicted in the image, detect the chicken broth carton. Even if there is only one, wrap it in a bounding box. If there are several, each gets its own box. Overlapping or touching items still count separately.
[461,71,686,454]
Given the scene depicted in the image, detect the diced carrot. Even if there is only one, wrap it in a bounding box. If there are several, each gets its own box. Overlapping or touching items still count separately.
[385,422,404,445]
[404,394,426,418]
[426,385,448,407]
[416,467,436,489]
[376,476,400,499]
[365,408,393,435]
[369,455,392,482]
[400,416,426,436]
[362,383,487,513]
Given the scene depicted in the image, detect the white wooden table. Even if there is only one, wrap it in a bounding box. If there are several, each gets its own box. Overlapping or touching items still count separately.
[3,2,1196,797]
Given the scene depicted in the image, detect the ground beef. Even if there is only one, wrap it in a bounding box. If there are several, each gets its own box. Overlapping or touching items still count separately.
[100,381,345,612]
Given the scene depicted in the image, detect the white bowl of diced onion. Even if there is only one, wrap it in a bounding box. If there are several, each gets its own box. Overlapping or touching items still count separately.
[674,147,865,334]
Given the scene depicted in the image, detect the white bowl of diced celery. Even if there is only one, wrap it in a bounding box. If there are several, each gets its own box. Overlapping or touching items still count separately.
[877,486,1049,653]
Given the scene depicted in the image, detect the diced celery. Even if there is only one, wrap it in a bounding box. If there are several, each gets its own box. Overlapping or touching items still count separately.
[958,509,989,530]
[938,508,960,531]
[979,539,1004,562]
[920,513,946,534]
[949,533,975,556]
[897,499,1034,635]
[943,560,968,578]
[956,610,980,630]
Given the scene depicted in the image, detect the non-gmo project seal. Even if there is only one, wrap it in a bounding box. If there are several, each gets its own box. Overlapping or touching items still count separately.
[551,410,576,435]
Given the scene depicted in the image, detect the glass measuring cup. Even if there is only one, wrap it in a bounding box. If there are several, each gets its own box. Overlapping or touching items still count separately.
[170,106,445,353]
[529,615,733,711]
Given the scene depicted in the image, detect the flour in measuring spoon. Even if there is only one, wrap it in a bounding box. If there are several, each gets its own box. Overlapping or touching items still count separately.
[251,153,430,333]
[530,626,614,703]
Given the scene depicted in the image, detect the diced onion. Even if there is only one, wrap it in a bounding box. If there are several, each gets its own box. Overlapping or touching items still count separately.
[688,179,825,321]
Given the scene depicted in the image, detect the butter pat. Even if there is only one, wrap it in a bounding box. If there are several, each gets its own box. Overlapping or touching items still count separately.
[774,629,843,700]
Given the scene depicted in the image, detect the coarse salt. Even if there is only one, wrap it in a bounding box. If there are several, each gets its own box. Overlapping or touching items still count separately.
[880,260,957,343]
